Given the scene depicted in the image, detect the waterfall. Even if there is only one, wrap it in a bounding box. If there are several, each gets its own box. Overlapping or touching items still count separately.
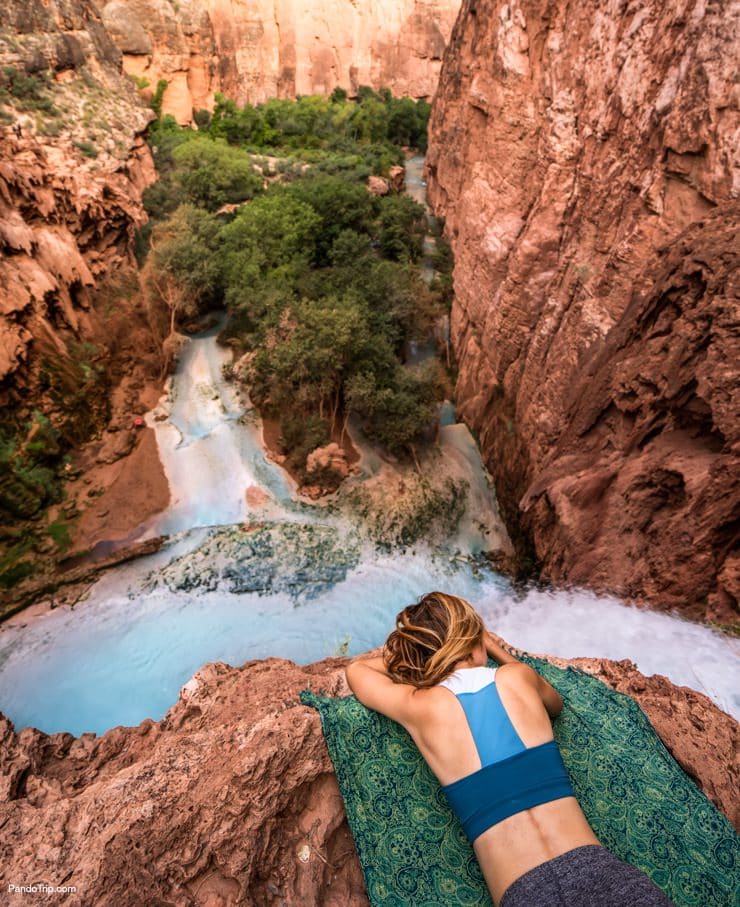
[0,324,737,736]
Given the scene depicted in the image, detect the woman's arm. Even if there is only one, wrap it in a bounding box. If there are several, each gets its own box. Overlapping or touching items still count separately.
[347,655,388,675]
[483,630,520,665]
[485,631,563,718]
[345,652,416,724]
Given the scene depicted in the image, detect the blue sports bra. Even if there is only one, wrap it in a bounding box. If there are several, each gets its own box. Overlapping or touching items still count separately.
[437,665,574,843]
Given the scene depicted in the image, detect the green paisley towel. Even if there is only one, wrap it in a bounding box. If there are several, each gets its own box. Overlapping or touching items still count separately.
[300,657,739,907]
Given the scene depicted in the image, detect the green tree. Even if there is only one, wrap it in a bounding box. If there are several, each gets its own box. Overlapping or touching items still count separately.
[287,176,376,263]
[193,108,211,130]
[386,96,420,146]
[414,100,432,152]
[346,361,445,454]
[221,192,321,271]
[151,205,223,306]
[329,229,372,267]
[250,294,372,430]
[361,260,437,346]
[220,192,321,322]
[356,85,380,102]
[378,194,426,261]
[172,137,262,210]
[350,97,388,144]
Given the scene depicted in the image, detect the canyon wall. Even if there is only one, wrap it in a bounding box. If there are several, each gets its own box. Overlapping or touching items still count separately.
[100,0,461,123]
[1,652,736,905]
[0,1,170,577]
[0,0,160,419]
[427,0,739,620]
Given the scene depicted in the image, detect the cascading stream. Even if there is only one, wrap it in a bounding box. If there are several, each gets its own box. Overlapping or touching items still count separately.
[146,318,296,535]
[0,160,737,737]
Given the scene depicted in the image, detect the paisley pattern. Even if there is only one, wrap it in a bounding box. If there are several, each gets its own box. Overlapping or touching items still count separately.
[300,657,740,907]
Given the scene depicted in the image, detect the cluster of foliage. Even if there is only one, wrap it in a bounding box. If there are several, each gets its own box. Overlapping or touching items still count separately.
[208,86,431,153]
[0,413,62,521]
[38,340,110,446]
[0,413,65,588]
[0,336,110,587]
[0,66,57,115]
[144,91,453,472]
[143,88,431,221]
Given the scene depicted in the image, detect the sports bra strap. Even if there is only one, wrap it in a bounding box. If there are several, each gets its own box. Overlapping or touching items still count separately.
[438,665,497,694]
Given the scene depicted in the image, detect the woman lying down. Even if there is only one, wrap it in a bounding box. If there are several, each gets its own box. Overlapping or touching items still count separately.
[345,592,675,907]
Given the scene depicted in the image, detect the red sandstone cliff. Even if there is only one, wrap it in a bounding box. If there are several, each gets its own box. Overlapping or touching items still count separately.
[101,0,461,123]
[0,1,161,414]
[0,653,736,905]
[427,0,739,621]
[0,1,171,591]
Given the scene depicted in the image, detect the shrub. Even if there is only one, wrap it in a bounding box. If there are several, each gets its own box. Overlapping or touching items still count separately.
[129,74,150,90]
[1,66,57,114]
[193,108,211,130]
[73,140,97,158]
[280,413,331,473]
[48,519,72,552]
[151,78,169,117]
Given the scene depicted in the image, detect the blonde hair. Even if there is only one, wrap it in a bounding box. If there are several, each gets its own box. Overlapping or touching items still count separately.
[383,592,485,688]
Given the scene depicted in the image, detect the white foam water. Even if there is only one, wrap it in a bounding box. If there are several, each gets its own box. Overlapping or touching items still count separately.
[0,549,737,736]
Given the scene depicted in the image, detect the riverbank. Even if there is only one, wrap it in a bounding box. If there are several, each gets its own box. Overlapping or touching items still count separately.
[261,412,362,497]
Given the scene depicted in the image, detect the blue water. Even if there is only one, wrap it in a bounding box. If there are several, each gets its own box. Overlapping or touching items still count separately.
[2,544,737,736]
[0,546,508,735]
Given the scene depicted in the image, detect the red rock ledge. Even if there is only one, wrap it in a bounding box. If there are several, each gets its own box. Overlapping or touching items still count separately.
[0,653,736,905]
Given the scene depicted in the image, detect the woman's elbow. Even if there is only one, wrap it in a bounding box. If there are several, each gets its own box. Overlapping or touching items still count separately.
[345,661,358,692]
[548,689,564,719]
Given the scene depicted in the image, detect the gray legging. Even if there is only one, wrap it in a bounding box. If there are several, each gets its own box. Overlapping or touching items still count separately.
[499,845,675,907]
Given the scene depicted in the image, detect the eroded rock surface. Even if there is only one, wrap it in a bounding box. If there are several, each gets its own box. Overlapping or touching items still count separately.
[0,653,736,905]
[101,0,461,122]
[0,0,155,395]
[427,0,739,619]
[0,0,169,596]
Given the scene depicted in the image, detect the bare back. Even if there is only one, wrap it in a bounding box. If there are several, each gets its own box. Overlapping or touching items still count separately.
[402,663,600,905]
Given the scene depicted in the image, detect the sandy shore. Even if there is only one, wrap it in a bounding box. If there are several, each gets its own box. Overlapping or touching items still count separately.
[69,426,170,551]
